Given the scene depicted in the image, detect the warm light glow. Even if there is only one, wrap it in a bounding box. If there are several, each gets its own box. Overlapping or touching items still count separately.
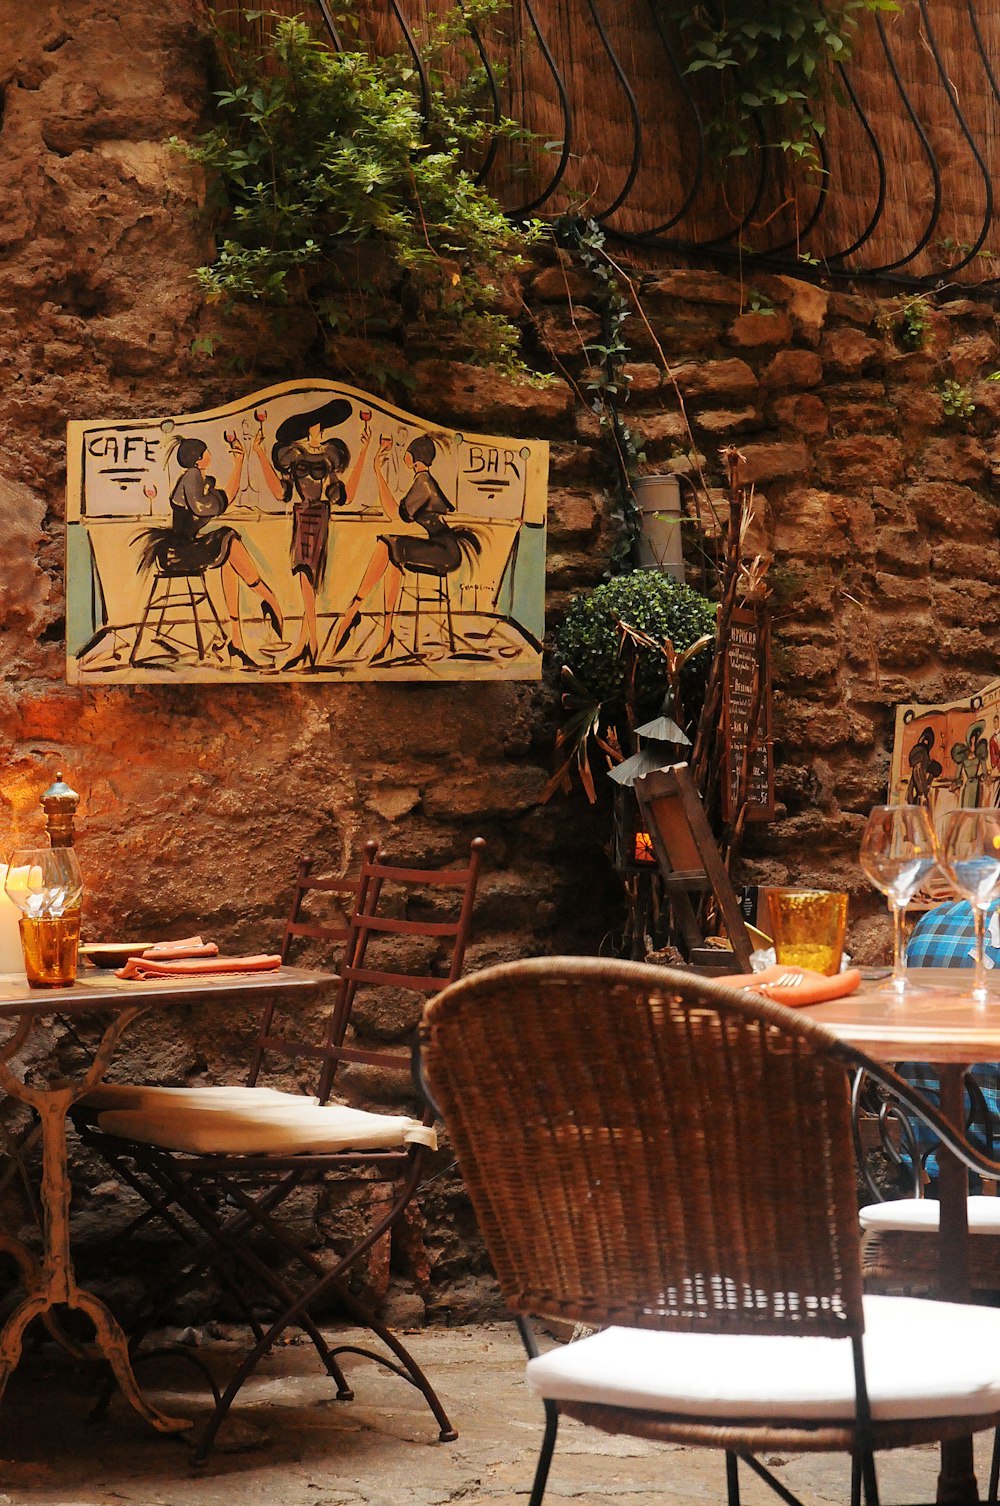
[634,831,655,865]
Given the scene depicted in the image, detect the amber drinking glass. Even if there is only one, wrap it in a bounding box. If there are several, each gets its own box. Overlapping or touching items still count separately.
[4,847,83,988]
[766,889,848,976]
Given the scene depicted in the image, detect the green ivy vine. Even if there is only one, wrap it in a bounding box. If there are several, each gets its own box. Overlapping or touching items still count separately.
[175,8,544,382]
[556,217,644,573]
[658,0,901,170]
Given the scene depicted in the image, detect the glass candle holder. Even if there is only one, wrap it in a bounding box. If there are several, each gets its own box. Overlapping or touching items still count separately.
[4,847,83,988]
[766,889,848,977]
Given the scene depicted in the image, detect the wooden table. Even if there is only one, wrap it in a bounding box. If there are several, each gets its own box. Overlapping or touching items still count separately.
[0,963,334,1434]
[803,968,1000,1505]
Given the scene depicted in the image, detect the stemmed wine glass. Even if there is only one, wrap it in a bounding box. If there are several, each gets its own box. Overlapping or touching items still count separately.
[859,804,939,996]
[939,808,1000,1002]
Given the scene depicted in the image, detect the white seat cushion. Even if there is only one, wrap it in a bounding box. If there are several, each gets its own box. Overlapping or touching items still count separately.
[859,1198,1000,1234]
[81,1084,315,1112]
[526,1295,1000,1423]
[96,1096,436,1155]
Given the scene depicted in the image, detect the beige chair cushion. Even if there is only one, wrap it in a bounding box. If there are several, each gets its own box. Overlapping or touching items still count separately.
[96,1093,436,1155]
[82,1083,314,1112]
[859,1197,1000,1234]
[526,1294,1000,1423]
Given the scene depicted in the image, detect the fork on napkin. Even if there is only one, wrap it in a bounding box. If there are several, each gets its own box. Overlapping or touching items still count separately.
[724,963,862,1007]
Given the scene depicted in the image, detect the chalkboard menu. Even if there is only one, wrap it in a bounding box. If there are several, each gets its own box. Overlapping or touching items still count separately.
[721,605,775,821]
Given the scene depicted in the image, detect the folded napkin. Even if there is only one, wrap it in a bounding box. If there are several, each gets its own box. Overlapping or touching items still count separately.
[115,953,282,980]
[140,936,219,960]
[725,964,862,1007]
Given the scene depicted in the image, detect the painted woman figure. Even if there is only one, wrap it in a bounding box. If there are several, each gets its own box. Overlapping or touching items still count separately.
[137,435,282,668]
[255,397,370,670]
[328,433,479,664]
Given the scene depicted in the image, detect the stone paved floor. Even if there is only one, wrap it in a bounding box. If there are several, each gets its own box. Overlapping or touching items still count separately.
[0,1322,992,1505]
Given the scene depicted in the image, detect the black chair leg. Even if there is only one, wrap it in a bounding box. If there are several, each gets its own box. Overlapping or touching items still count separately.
[990,1425,1000,1503]
[726,1451,741,1506]
[528,1400,559,1506]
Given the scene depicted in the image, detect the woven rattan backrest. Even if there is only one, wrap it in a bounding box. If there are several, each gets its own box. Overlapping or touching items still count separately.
[422,956,866,1340]
[245,843,377,1090]
[319,836,486,1102]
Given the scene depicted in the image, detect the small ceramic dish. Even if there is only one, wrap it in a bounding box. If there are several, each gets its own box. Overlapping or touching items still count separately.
[79,942,152,969]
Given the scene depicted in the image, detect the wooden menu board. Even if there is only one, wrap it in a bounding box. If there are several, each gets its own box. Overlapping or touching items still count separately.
[721,605,775,822]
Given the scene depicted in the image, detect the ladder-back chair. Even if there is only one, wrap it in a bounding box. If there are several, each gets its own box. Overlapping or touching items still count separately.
[79,837,485,1464]
[421,957,1000,1506]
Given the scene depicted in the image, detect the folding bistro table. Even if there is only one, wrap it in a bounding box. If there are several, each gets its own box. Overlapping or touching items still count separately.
[0,963,333,1434]
[804,968,1000,1505]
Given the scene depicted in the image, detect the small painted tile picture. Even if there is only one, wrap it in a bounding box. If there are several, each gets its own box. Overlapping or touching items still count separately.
[66,380,548,683]
[891,677,1000,821]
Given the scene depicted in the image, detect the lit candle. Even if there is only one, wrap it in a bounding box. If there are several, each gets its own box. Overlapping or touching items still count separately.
[0,857,25,975]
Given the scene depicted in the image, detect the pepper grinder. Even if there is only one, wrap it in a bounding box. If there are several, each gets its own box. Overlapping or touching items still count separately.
[40,772,80,848]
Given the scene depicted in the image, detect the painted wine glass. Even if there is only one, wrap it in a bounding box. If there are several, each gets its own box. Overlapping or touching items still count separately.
[939,807,1000,1003]
[859,804,938,997]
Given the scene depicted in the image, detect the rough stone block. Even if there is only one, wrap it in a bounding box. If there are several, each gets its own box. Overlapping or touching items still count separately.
[530,264,596,302]
[874,616,939,668]
[692,407,762,435]
[770,276,830,344]
[761,348,823,389]
[905,480,998,536]
[533,306,601,357]
[884,350,939,385]
[919,435,989,483]
[772,393,829,437]
[736,441,811,483]
[670,357,758,398]
[815,435,904,486]
[410,360,573,432]
[633,410,689,445]
[727,311,793,348]
[819,326,882,375]
[643,269,746,307]
[948,333,997,381]
[547,488,603,540]
[827,291,878,324]
[622,361,663,394]
[874,527,931,576]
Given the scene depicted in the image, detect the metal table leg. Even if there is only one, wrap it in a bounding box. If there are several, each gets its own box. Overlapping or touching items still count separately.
[936,1063,978,1504]
[0,1008,191,1434]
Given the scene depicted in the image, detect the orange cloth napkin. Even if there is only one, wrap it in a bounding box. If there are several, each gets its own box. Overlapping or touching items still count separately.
[140,936,219,961]
[115,953,282,980]
[725,964,862,1007]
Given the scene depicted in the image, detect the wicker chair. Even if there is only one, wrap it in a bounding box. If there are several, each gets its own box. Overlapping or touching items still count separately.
[420,957,1000,1506]
[77,838,485,1464]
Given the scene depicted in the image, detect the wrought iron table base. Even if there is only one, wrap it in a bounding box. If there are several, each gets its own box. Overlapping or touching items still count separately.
[0,1008,191,1435]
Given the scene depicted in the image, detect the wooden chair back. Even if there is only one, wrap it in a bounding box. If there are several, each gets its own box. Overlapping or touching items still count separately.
[421,956,865,1339]
[246,843,376,1091]
[247,838,484,1101]
[323,837,486,1102]
[634,762,754,971]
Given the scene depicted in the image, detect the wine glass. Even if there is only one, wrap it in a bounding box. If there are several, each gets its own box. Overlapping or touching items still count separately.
[859,804,938,996]
[939,808,1000,1002]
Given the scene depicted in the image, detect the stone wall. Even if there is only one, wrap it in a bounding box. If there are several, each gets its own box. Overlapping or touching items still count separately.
[2,2,998,1320]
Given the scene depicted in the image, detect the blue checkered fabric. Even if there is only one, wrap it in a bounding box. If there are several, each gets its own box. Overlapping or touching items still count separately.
[896,899,1000,1181]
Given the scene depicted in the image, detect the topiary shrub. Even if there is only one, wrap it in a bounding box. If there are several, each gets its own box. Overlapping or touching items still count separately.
[554,569,716,732]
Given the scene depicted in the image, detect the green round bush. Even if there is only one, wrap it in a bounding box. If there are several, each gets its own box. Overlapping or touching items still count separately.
[553,570,716,724]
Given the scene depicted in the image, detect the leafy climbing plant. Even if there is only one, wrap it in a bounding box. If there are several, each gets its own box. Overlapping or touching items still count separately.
[657,0,901,170]
[175,8,543,379]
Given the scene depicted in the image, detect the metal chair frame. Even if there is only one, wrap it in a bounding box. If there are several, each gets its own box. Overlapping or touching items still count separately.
[78,838,485,1464]
[420,957,1000,1506]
